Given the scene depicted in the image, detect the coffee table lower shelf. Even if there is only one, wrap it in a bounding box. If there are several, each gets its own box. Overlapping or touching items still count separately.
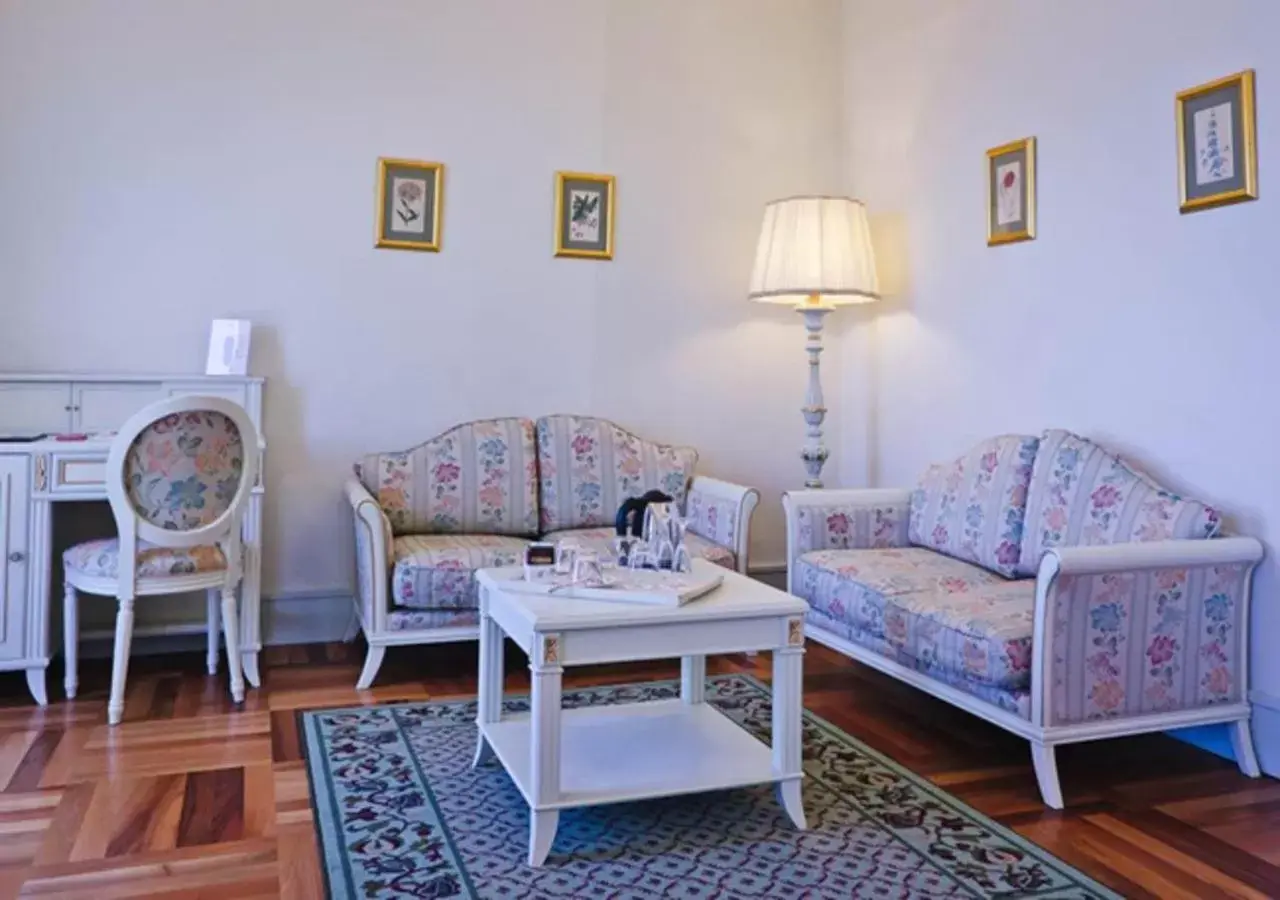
[481,698,791,812]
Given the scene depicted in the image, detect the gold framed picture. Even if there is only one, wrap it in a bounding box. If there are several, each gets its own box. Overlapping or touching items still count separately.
[986,137,1036,246]
[554,171,615,259]
[1176,70,1257,213]
[375,157,444,251]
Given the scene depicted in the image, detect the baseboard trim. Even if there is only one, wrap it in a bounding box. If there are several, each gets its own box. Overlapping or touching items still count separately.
[263,590,354,646]
[1250,689,1280,713]
[1169,689,1280,779]
[71,590,356,659]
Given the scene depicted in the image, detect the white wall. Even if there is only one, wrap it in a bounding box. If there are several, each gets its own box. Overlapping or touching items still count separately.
[839,0,1280,772]
[0,0,845,597]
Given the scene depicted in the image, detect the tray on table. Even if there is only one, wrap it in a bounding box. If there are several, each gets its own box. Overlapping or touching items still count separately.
[503,560,724,607]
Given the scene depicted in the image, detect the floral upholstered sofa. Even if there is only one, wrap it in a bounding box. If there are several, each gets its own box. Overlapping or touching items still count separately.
[345,415,759,688]
[783,429,1264,808]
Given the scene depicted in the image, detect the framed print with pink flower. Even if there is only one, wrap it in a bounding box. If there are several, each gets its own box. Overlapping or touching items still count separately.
[986,137,1036,246]
[376,158,443,251]
[554,171,615,260]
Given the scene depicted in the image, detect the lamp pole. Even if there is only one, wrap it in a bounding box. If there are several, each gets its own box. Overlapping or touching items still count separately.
[799,296,832,488]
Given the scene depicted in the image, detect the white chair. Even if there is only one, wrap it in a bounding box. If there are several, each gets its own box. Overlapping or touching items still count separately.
[62,395,260,725]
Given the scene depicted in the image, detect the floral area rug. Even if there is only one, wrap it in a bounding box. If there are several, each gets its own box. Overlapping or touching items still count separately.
[302,675,1118,899]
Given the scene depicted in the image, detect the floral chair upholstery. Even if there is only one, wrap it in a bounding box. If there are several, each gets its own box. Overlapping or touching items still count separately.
[356,417,539,537]
[64,539,227,579]
[1017,428,1221,575]
[122,410,246,530]
[536,415,697,532]
[785,429,1264,810]
[346,415,759,690]
[391,534,531,609]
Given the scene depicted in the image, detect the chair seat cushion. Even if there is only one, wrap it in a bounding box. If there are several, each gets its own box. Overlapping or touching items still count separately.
[793,547,1035,690]
[541,526,737,571]
[63,538,227,579]
[391,534,531,609]
[387,608,480,632]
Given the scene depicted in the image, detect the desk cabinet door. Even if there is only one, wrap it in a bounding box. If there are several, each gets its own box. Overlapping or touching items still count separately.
[0,384,71,435]
[0,457,29,661]
[73,382,166,434]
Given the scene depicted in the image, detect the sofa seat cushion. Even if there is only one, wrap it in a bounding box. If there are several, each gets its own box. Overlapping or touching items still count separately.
[1017,429,1222,576]
[391,534,530,609]
[356,417,539,537]
[536,415,698,532]
[64,538,228,579]
[542,527,736,571]
[794,548,1035,690]
[805,608,1032,720]
[388,608,479,632]
[909,434,1040,577]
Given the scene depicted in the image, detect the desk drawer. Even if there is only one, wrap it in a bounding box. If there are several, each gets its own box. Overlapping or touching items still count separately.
[48,454,107,493]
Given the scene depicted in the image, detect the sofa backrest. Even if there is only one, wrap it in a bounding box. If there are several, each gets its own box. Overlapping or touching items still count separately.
[536,415,698,533]
[1016,429,1222,575]
[909,434,1040,577]
[355,417,539,537]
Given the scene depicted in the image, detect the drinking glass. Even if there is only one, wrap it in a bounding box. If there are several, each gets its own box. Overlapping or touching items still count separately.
[572,550,604,586]
[555,541,580,575]
[673,544,693,574]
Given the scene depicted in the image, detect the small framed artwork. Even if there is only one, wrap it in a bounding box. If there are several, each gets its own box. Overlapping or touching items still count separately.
[205,319,251,376]
[554,171,615,259]
[375,157,443,251]
[986,137,1036,246]
[1176,69,1257,213]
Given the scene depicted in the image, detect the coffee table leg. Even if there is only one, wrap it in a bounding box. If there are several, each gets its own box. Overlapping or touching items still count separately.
[772,641,806,830]
[681,655,706,704]
[472,593,503,768]
[529,633,563,867]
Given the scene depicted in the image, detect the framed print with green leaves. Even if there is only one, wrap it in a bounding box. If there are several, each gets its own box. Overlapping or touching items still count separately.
[1176,70,1257,214]
[376,158,443,251]
[554,171,615,259]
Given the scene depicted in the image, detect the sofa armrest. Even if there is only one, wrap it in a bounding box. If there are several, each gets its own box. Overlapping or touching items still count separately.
[685,475,760,574]
[1032,536,1263,729]
[782,488,913,593]
[345,477,393,634]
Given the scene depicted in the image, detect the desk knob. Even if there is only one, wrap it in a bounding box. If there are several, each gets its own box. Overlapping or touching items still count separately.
[7,552,23,563]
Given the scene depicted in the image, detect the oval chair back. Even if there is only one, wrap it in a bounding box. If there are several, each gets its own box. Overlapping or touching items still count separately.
[105,395,259,599]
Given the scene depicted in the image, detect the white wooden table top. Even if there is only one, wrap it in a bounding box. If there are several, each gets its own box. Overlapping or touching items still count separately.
[476,559,806,632]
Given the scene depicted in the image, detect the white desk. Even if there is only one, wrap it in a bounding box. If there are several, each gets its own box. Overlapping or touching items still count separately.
[0,373,265,704]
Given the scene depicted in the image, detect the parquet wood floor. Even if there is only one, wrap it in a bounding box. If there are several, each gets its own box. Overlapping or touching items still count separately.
[0,640,1275,898]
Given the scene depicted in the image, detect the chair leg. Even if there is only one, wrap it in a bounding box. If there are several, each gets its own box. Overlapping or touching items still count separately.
[356,645,386,691]
[221,586,245,704]
[1231,718,1262,778]
[206,588,220,676]
[1031,741,1064,809]
[107,598,135,726]
[63,582,79,700]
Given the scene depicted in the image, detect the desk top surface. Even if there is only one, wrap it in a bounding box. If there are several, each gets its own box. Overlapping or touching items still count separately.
[2,434,265,454]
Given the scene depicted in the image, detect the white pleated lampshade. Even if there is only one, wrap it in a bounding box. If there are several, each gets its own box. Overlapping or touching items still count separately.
[747,196,880,306]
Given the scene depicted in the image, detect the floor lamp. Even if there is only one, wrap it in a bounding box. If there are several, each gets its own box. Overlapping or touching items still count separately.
[748,196,880,488]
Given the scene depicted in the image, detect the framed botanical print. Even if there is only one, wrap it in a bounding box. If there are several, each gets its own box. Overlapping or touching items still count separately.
[554,171,615,259]
[986,137,1036,246]
[375,157,443,251]
[1176,70,1257,213]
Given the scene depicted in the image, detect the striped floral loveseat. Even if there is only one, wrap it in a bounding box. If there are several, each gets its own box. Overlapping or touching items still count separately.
[345,415,759,688]
[783,429,1264,808]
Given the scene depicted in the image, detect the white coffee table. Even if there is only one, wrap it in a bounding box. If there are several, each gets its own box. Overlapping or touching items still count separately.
[473,560,809,867]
